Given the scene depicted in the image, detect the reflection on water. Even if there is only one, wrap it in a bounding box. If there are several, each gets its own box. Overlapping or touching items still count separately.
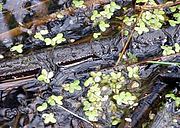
[0,0,50,39]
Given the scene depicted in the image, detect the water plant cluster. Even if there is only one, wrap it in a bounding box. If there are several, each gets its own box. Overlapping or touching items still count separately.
[90,1,121,38]
[72,0,85,8]
[62,80,82,93]
[34,30,66,46]
[122,0,180,35]
[161,43,180,56]
[166,93,180,107]
[168,4,180,26]
[10,44,24,53]
[37,69,54,84]
[37,95,63,124]
[82,71,138,124]
[37,65,140,125]
[0,3,2,11]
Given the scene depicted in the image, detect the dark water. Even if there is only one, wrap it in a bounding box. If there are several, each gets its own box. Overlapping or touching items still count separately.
[0,0,179,128]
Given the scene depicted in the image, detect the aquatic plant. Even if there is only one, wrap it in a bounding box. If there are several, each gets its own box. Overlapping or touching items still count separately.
[168,5,180,26]
[123,7,165,35]
[63,80,82,93]
[90,2,120,36]
[161,43,180,56]
[40,29,49,35]
[127,66,139,79]
[161,45,175,56]
[113,91,137,106]
[166,93,180,107]
[34,32,45,41]
[47,95,63,106]
[82,71,127,122]
[83,100,100,121]
[37,95,63,124]
[44,33,66,46]
[174,43,180,53]
[93,32,101,39]
[42,113,57,124]
[37,102,48,112]
[34,30,66,46]
[37,69,54,83]
[37,95,63,110]
[0,3,2,11]
[98,21,110,32]
[10,44,23,53]
[126,52,138,63]
[72,0,85,8]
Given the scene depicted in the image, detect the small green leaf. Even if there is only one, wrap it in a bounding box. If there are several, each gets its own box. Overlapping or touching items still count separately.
[0,3,3,11]
[169,20,177,27]
[44,38,52,45]
[42,113,56,124]
[40,30,49,35]
[38,69,53,83]
[175,43,180,53]
[93,32,101,39]
[99,21,110,32]
[37,102,48,112]
[10,44,23,53]
[72,0,85,8]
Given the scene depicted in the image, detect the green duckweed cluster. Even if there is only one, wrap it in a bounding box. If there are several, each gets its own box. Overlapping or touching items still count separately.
[122,0,180,35]
[72,0,85,8]
[168,4,180,26]
[91,1,121,38]
[37,95,63,124]
[34,30,66,46]
[82,71,137,124]
[123,7,165,35]
[10,44,24,53]
[62,80,82,93]
[161,43,180,56]
[166,93,180,107]
[37,69,54,84]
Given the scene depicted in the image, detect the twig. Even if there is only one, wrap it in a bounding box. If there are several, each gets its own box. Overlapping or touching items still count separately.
[146,61,180,66]
[116,2,148,66]
[58,105,94,127]
[128,53,180,66]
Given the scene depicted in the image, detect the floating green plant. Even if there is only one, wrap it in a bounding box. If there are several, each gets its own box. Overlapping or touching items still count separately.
[47,95,63,106]
[82,70,128,122]
[34,32,44,41]
[34,31,66,46]
[0,3,2,11]
[169,5,180,26]
[166,93,180,107]
[93,32,101,39]
[10,44,23,53]
[113,91,137,106]
[40,29,49,35]
[175,43,180,53]
[127,66,139,79]
[63,80,81,93]
[122,1,166,35]
[42,113,57,124]
[37,102,48,112]
[98,21,110,32]
[37,69,54,84]
[72,0,85,8]
[90,2,120,34]
[161,45,175,56]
